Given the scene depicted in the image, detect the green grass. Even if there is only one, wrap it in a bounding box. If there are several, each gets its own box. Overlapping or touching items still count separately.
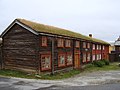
[0,62,119,80]
[0,69,36,79]
[0,69,81,80]
[39,70,80,80]
[84,62,120,73]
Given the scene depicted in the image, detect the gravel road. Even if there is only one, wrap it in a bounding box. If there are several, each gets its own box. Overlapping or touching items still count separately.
[0,70,120,90]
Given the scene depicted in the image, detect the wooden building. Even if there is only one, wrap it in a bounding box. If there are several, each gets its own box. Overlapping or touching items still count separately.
[109,36,120,62]
[1,19,109,74]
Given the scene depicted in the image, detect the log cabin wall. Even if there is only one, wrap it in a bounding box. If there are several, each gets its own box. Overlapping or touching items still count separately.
[2,24,39,73]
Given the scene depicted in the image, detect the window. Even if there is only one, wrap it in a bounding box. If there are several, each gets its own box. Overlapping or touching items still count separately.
[41,36,47,46]
[103,45,105,50]
[97,54,99,60]
[96,54,101,60]
[58,38,64,47]
[41,54,51,70]
[87,43,90,48]
[99,54,101,60]
[93,44,95,50]
[97,45,99,50]
[92,54,95,61]
[99,45,101,50]
[66,53,73,65]
[83,42,86,48]
[87,53,90,61]
[83,53,86,62]
[65,40,71,47]
[75,41,80,48]
[58,53,65,67]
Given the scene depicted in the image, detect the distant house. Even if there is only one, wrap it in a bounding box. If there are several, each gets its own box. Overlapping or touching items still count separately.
[109,42,115,53]
[1,19,109,74]
[110,36,120,62]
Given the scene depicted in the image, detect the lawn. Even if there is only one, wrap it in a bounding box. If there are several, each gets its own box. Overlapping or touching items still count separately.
[84,62,120,73]
[0,62,120,80]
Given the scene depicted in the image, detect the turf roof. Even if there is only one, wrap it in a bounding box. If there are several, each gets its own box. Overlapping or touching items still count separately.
[17,19,109,45]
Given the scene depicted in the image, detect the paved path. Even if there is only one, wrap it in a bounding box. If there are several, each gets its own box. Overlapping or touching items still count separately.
[0,70,120,90]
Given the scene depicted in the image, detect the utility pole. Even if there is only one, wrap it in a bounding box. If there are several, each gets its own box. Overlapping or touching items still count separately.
[51,37,54,75]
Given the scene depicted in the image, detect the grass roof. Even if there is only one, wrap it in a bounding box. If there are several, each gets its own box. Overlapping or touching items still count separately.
[17,19,109,45]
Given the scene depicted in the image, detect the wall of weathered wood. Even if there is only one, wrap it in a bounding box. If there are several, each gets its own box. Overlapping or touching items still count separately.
[2,24,39,73]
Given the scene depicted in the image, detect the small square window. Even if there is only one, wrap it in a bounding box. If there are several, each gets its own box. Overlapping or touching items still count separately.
[65,40,71,47]
[75,41,80,48]
[103,46,105,50]
[41,54,51,70]
[83,42,86,48]
[97,45,99,50]
[87,53,90,61]
[93,44,95,50]
[58,53,65,67]
[83,53,86,62]
[97,54,99,60]
[41,36,47,46]
[92,54,95,61]
[99,45,101,50]
[58,38,64,47]
[66,53,73,65]
[87,43,90,48]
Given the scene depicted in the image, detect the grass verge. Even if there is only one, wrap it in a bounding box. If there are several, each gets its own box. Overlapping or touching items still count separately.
[84,62,120,73]
[0,69,81,80]
[0,62,120,80]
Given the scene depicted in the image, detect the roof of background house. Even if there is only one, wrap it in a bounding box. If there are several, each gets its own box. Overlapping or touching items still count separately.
[10,19,110,45]
[114,36,120,46]
[110,42,115,46]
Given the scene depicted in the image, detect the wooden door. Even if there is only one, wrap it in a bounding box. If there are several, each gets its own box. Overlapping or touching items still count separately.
[74,53,80,69]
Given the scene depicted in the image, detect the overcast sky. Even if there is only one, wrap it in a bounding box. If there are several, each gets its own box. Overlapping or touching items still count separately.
[0,0,120,42]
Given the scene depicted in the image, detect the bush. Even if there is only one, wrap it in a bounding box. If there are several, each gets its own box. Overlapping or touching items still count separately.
[92,60,110,67]
[85,64,94,68]
[101,59,110,65]
[92,61,105,67]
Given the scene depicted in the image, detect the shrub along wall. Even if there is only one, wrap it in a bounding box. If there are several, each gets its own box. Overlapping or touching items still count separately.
[92,59,109,67]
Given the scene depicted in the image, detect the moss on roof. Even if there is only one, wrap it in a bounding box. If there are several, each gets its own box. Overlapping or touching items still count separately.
[17,18,109,45]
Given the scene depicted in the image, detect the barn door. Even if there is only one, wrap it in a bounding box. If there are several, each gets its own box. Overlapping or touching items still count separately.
[74,52,80,69]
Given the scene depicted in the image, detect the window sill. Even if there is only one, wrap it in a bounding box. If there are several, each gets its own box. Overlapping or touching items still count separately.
[58,65,66,67]
[41,68,51,71]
